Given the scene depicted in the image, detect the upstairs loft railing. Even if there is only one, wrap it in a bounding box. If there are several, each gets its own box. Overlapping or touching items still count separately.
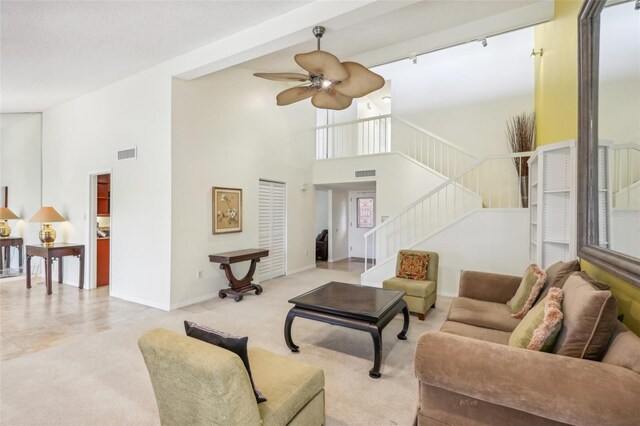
[315,115,476,179]
[363,152,534,271]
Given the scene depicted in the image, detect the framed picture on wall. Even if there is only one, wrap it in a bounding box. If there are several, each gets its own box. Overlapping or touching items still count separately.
[212,187,242,234]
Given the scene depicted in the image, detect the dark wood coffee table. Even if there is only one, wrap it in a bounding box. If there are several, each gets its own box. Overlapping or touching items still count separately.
[284,281,409,378]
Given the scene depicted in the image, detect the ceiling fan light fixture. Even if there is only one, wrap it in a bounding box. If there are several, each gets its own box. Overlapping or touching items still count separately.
[254,26,385,110]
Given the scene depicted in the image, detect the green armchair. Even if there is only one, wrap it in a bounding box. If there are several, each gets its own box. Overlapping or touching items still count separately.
[383,250,438,320]
[138,328,325,426]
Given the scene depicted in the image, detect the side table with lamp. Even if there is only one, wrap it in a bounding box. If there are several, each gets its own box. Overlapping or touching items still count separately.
[26,206,85,295]
[0,207,23,273]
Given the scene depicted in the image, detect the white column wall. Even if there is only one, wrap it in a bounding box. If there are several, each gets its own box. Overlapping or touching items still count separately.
[170,67,316,308]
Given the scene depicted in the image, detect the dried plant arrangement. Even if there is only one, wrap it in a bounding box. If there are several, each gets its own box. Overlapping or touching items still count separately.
[506,112,536,207]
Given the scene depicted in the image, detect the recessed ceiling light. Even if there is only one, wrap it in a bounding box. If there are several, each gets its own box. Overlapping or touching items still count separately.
[382,96,391,103]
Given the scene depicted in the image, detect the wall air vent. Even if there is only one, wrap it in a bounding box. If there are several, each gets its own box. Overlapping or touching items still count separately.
[355,169,376,178]
[117,147,137,161]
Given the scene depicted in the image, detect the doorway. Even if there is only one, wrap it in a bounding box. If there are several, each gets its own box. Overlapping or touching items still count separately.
[88,170,112,290]
[96,174,110,286]
[349,191,376,259]
[258,179,286,282]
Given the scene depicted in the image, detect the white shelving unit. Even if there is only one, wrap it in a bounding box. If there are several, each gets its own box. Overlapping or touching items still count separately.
[597,141,612,249]
[528,140,576,268]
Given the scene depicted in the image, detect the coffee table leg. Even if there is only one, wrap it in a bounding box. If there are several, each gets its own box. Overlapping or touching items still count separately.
[284,309,299,353]
[369,325,382,379]
[397,302,409,340]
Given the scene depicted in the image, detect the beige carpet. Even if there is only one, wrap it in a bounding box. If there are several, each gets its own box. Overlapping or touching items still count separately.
[1,268,450,425]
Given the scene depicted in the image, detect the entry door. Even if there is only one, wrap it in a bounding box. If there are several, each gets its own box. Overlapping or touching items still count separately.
[258,180,286,281]
[349,191,376,258]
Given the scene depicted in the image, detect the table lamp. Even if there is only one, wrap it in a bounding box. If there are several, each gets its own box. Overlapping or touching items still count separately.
[0,207,20,238]
[30,206,66,246]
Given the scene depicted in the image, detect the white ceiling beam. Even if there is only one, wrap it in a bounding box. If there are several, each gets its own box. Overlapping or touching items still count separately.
[171,0,418,80]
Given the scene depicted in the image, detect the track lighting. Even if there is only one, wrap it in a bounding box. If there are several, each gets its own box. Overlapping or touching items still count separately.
[531,48,544,57]
[635,0,639,10]
[409,54,417,65]
[478,38,487,47]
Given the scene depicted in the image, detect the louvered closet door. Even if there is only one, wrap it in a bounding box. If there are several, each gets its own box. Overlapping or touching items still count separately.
[258,180,286,282]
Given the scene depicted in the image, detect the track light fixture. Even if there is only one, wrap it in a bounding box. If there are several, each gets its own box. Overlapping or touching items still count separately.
[531,48,544,57]
[635,0,639,10]
[409,54,417,65]
[478,38,488,47]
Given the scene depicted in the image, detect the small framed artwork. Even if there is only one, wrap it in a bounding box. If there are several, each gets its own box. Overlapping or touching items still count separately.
[212,187,242,234]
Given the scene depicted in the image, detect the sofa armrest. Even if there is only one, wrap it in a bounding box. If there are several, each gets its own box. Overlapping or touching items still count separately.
[458,270,521,303]
[415,332,640,426]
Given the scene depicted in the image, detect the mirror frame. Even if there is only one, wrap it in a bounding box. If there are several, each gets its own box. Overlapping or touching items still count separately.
[577,0,640,287]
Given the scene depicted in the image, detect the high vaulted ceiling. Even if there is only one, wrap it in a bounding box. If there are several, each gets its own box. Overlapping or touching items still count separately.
[1,0,553,113]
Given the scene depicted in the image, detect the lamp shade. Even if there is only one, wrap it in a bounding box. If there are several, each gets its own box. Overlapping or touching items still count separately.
[0,207,20,220]
[30,206,66,223]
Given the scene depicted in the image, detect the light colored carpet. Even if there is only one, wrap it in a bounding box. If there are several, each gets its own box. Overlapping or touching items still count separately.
[1,268,450,425]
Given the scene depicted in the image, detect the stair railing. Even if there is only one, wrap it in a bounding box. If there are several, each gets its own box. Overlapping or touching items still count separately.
[363,152,534,271]
[610,143,640,209]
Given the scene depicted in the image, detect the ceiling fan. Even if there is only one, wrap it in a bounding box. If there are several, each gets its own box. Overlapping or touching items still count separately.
[254,26,385,110]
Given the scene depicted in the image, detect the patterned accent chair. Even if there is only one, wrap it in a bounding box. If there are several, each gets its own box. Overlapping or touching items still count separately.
[383,250,438,320]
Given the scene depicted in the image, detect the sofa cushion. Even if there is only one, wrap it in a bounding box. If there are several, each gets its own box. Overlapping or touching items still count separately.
[447,297,521,332]
[383,277,435,298]
[535,260,580,305]
[397,251,429,280]
[440,320,511,345]
[509,288,564,352]
[552,272,618,360]
[602,322,640,375]
[185,320,266,403]
[249,347,324,426]
[507,264,546,319]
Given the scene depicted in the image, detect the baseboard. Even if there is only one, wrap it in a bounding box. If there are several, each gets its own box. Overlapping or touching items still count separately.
[438,291,458,298]
[110,291,170,311]
[287,264,316,275]
[170,292,219,310]
[328,256,347,263]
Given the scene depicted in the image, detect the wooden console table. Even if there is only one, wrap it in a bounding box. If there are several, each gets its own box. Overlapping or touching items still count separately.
[209,248,269,302]
[0,237,23,272]
[26,243,85,295]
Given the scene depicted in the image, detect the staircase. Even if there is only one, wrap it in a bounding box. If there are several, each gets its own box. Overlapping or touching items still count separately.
[314,114,533,281]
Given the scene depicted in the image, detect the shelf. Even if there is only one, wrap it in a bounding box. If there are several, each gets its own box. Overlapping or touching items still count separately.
[531,221,537,225]
[543,239,570,245]
[530,202,538,206]
[531,182,538,187]
[544,189,570,193]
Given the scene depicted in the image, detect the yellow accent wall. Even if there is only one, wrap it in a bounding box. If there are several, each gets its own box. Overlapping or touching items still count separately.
[534,0,640,334]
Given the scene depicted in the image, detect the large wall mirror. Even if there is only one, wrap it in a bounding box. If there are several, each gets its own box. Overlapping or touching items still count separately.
[578,0,640,286]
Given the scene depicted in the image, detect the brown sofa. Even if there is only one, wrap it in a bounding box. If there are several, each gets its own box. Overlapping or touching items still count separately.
[414,269,640,426]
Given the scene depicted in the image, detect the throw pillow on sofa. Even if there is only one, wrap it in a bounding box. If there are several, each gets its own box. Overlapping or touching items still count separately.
[184,320,267,403]
[552,272,618,361]
[509,287,564,352]
[507,264,546,319]
[535,260,581,304]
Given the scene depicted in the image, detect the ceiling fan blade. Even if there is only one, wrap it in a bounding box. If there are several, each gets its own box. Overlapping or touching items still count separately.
[276,86,319,106]
[253,72,310,82]
[333,62,385,98]
[311,90,353,110]
[294,51,349,81]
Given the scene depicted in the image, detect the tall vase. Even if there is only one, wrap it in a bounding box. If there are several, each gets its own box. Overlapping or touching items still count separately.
[520,175,529,208]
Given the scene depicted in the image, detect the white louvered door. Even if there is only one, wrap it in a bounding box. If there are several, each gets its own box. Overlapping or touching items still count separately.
[258,180,286,282]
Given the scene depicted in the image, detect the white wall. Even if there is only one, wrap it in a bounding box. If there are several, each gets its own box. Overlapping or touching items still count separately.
[328,189,349,262]
[314,153,448,221]
[0,114,42,268]
[42,69,173,309]
[170,66,316,308]
[315,189,329,235]
[373,27,534,157]
[362,209,529,296]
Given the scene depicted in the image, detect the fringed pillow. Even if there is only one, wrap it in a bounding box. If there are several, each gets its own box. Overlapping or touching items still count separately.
[509,287,564,352]
[397,252,429,280]
[507,264,547,319]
